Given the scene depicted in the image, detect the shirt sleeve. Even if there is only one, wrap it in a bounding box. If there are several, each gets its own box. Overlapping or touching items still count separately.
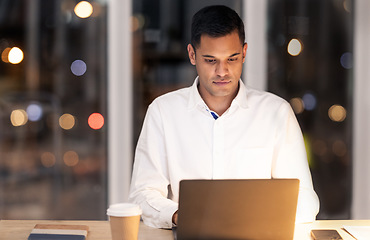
[271,102,320,223]
[128,102,178,229]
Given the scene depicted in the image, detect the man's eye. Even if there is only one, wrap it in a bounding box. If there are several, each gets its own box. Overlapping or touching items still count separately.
[228,58,238,62]
[205,59,216,63]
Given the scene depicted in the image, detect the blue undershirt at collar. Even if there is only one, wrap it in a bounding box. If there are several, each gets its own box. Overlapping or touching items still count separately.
[205,108,219,120]
[210,111,219,120]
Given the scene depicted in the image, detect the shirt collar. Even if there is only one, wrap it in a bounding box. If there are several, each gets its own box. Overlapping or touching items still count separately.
[187,77,206,110]
[187,77,249,110]
[231,79,249,109]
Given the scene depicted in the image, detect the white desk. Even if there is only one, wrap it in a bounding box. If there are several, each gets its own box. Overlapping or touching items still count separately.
[294,220,370,239]
[0,219,369,239]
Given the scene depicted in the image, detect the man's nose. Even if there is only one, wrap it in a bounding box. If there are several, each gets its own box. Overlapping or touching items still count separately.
[215,61,229,77]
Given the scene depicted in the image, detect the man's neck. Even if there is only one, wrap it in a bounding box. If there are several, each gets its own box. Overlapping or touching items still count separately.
[206,97,233,116]
[199,86,239,117]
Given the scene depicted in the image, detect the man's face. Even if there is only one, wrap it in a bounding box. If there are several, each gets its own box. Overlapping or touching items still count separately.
[187,31,247,102]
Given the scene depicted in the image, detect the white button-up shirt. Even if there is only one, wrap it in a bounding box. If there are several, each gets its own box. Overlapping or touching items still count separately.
[129,78,320,229]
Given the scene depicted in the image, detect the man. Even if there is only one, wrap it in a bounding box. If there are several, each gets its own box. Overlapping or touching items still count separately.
[129,5,319,229]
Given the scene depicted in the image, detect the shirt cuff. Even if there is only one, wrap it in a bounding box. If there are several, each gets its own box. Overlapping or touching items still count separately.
[160,201,179,229]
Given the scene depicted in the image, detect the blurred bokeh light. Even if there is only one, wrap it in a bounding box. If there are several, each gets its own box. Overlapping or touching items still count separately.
[41,152,56,168]
[1,47,11,62]
[302,93,317,111]
[328,104,347,122]
[332,140,347,157]
[11,109,28,127]
[290,97,305,114]
[287,38,302,56]
[340,52,353,69]
[8,47,24,64]
[71,60,87,76]
[59,113,76,130]
[74,1,93,19]
[88,113,104,130]
[26,103,43,122]
[63,151,79,167]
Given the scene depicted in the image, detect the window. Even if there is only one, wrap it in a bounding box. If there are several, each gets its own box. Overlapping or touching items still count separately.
[0,0,107,219]
[267,0,353,219]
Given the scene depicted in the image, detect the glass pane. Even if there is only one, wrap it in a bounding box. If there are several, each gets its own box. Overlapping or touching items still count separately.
[0,0,107,219]
[267,0,353,219]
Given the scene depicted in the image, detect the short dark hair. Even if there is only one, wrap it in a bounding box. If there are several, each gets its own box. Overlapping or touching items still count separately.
[191,5,245,49]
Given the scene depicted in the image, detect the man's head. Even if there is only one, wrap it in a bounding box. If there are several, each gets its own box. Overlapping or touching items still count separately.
[191,5,245,50]
[187,5,247,112]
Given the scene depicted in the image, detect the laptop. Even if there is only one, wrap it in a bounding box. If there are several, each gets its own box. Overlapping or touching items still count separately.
[174,179,299,240]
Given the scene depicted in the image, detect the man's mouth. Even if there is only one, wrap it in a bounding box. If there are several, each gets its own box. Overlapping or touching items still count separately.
[213,80,231,85]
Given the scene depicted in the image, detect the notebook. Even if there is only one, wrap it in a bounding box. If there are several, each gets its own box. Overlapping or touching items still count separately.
[28,224,89,240]
[175,179,299,240]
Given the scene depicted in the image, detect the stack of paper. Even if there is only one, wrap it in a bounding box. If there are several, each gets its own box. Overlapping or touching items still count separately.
[28,224,89,240]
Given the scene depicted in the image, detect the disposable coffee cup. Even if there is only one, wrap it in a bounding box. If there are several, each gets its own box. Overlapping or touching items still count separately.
[107,203,142,240]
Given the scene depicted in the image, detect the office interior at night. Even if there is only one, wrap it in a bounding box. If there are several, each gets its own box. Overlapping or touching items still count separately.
[0,0,369,222]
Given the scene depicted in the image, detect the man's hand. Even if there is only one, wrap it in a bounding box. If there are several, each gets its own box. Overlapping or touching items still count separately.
[172,211,178,225]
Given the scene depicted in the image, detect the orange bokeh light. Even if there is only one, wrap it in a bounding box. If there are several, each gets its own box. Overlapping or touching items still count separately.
[88,113,104,130]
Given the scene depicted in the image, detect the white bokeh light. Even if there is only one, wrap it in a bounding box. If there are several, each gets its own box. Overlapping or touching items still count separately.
[27,103,43,122]
[71,59,87,76]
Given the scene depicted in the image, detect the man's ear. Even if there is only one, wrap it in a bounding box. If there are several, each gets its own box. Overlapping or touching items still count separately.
[187,44,196,65]
[242,43,248,63]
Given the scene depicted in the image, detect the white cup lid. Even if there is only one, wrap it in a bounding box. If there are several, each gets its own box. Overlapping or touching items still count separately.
[107,203,142,217]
